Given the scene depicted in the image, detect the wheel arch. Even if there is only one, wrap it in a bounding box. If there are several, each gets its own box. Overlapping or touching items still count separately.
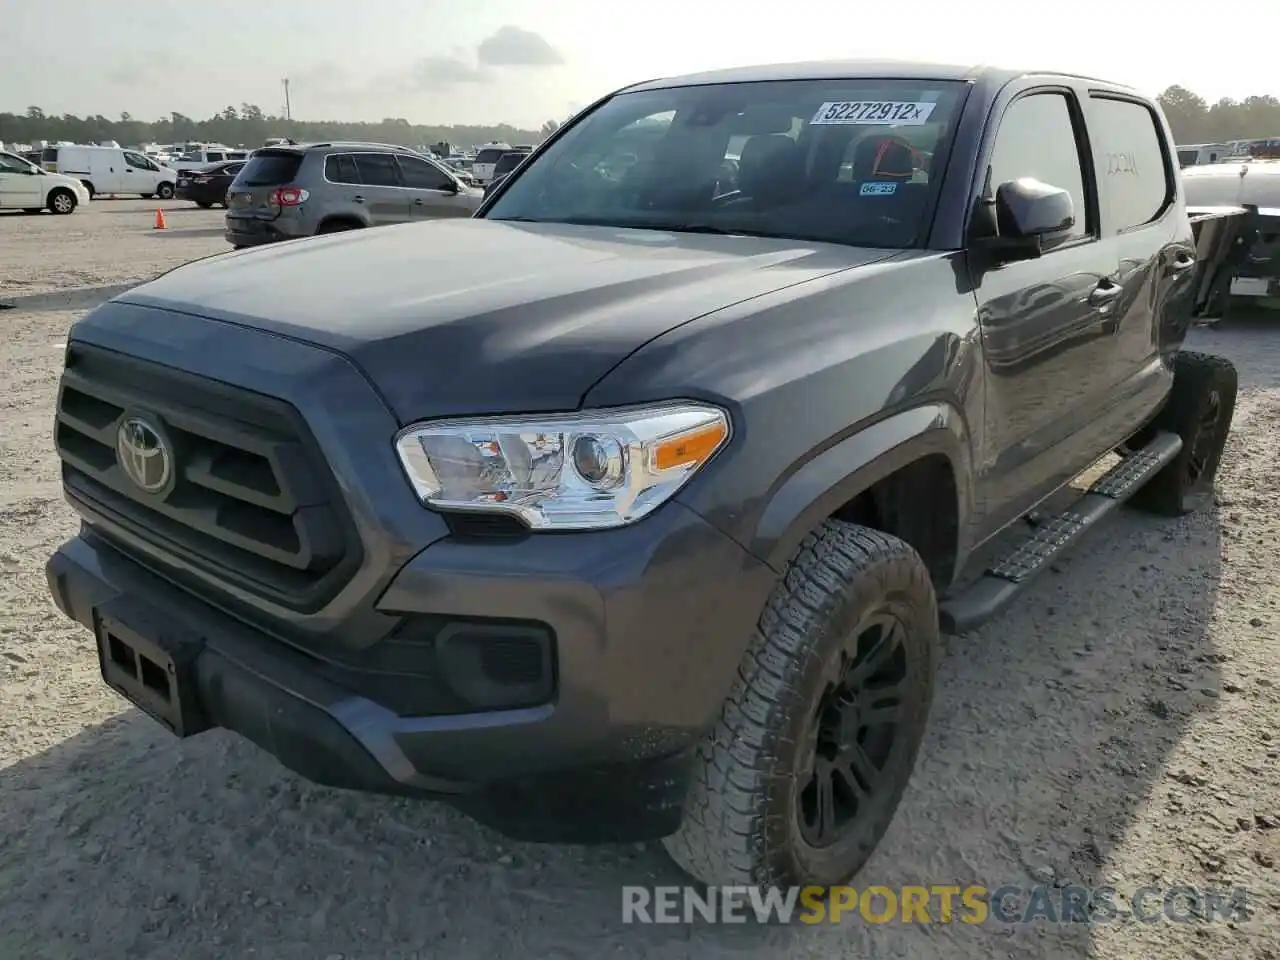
[750,403,974,587]
[317,214,368,233]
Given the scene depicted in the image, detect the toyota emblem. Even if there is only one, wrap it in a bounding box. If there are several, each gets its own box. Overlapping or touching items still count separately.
[116,417,172,494]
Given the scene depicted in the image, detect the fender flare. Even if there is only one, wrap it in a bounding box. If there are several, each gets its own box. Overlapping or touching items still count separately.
[750,403,974,573]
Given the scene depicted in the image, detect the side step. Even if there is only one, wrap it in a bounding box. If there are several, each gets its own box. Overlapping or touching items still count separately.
[938,431,1182,634]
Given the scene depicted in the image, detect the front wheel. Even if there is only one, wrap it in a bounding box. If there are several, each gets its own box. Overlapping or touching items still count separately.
[663,521,938,888]
[48,188,78,215]
[156,182,175,200]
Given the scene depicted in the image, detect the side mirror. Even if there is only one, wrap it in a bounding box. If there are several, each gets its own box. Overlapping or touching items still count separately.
[976,178,1075,263]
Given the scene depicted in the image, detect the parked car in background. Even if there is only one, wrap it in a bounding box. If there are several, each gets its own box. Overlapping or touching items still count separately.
[172,148,249,173]
[482,150,530,198]
[472,144,530,184]
[224,141,483,248]
[0,150,90,213]
[1182,158,1280,310]
[176,160,246,208]
[38,145,177,199]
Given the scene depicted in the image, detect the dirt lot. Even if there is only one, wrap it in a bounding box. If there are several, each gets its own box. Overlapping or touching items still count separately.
[1,198,1278,960]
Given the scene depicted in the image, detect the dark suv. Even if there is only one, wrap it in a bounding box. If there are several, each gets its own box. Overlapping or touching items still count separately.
[224,141,482,248]
[48,60,1248,890]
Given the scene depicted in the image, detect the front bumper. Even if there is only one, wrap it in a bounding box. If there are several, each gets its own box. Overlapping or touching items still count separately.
[48,499,776,842]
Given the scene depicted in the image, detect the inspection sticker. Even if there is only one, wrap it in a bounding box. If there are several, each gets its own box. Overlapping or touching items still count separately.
[860,182,898,196]
[811,101,936,125]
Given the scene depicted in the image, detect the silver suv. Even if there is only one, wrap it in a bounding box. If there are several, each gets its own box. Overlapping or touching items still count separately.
[224,142,483,249]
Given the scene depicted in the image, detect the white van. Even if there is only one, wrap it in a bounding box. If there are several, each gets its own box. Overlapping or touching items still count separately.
[40,145,177,199]
[171,148,250,173]
[0,151,91,213]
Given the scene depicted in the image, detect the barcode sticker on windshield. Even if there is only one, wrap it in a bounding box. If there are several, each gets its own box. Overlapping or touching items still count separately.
[811,101,936,125]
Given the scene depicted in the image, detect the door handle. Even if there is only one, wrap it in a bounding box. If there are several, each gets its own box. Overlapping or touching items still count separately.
[1087,280,1122,306]
[414,198,424,205]
[353,195,365,203]
[1169,252,1196,273]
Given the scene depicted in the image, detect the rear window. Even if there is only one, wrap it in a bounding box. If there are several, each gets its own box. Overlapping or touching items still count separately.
[494,153,525,176]
[475,148,507,164]
[237,150,304,186]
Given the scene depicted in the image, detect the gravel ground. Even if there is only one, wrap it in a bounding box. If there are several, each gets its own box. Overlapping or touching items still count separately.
[1,199,1278,960]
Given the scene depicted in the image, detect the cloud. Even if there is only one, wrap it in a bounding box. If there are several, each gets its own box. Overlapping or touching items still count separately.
[411,55,488,86]
[476,26,564,68]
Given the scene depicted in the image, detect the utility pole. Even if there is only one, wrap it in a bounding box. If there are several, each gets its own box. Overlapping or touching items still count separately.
[282,78,291,121]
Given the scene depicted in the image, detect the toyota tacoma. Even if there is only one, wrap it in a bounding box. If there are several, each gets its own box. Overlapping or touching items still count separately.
[47,61,1251,889]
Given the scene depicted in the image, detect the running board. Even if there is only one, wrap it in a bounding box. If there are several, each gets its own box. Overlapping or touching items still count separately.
[938,431,1183,634]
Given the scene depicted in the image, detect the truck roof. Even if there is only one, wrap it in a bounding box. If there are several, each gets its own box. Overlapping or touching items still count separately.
[625,59,1139,94]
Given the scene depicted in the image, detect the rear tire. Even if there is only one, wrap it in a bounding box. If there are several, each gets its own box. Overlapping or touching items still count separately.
[48,188,77,215]
[662,521,938,888]
[1128,351,1237,517]
[141,193,154,200]
[195,201,213,209]
[80,181,95,199]
[156,182,175,200]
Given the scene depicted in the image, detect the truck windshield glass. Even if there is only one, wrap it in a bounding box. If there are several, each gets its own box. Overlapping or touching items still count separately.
[484,79,967,248]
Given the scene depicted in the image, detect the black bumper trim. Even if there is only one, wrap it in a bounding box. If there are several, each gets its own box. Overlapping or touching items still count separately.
[46,534,695,842]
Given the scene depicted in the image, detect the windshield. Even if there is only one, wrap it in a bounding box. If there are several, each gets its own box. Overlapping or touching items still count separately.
[484,78,966,248]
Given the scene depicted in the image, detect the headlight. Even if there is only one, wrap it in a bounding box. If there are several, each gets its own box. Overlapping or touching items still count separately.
[393,401,730,530]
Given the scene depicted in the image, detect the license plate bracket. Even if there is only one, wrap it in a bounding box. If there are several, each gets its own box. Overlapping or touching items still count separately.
[95,605,210,738]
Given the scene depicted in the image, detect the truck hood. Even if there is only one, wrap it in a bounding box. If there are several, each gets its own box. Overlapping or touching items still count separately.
[118,218,894,421]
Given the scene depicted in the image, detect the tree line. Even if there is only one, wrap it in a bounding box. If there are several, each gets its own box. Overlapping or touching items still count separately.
[1153,87,1277,144]
[3,85,1278,153]
[0,104,558,151]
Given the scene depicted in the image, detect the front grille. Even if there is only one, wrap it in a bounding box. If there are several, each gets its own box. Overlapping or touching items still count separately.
[55,343,362,611]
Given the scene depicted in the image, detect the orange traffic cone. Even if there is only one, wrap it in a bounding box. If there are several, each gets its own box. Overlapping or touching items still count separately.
[154,209,167,230]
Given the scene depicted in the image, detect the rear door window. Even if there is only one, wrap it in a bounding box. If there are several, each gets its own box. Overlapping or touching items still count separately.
[1087,95,1174,232]
[397,155,454,190]
[238,150,304,186]
[353,153,402,187]
[324,154,361,184]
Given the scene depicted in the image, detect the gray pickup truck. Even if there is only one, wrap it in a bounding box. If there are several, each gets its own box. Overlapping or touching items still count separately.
[47,59,1251,890]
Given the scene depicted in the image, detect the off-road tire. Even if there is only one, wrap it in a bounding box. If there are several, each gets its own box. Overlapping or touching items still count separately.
[662,521,938,888]
[1129,351,1237,517]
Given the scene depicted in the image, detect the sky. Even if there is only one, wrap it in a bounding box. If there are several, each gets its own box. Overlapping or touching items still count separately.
[4,0,1277,129]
